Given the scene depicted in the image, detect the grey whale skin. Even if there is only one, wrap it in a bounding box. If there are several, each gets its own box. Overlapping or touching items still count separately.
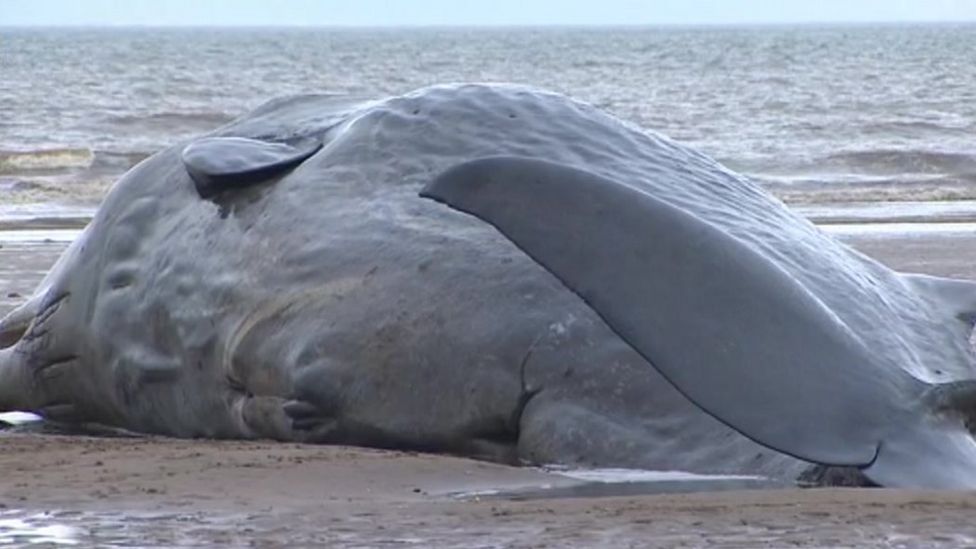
[3,84,976,488]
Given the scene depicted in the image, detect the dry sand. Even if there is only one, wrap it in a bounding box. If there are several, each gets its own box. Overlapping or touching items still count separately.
[2,231,976,547]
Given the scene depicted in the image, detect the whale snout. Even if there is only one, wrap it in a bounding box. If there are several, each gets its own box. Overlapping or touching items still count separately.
[0,290,90,421]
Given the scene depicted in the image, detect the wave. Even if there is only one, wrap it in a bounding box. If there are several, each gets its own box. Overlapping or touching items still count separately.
[89,150,151,172]
[771,181,976,205]
[0,147,151,183]
[861,120,973,136]
[817,149,976,176]
[0,174,116,205]
[731,149,976,183]
[0,148,94,174]
[105,111,236,129]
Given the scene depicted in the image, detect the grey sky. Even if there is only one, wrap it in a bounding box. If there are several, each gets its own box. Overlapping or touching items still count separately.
[3,0,976,27]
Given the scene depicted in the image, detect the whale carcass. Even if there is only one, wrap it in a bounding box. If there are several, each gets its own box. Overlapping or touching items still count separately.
[2,84,976,488]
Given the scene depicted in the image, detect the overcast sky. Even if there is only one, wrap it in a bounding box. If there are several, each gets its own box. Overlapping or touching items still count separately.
[3,0,976,27]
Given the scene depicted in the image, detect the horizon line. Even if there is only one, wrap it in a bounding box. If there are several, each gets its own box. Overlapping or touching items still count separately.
[4,20,976,29]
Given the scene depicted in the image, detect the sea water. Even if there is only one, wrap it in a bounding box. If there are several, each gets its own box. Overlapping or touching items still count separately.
[2,24,975,220]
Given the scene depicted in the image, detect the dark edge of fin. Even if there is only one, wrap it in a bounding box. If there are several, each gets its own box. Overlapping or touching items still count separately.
[422,156,905,468]
[182,136,322,199]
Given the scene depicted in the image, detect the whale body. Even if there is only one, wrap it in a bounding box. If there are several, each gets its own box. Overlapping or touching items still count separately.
[2,84,976,488]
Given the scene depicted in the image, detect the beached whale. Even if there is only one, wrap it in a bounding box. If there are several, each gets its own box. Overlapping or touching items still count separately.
[2,84,976,488]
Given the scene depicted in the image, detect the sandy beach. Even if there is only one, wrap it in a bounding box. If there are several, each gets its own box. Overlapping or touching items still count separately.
[1,226,976,546]
[2,432,976,547]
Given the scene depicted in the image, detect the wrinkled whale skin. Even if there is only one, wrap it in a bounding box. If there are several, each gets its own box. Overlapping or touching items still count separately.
[2,84,975,487]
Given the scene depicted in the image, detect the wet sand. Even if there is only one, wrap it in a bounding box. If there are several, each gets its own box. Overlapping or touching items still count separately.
[3,230,976,546]
[2,432,976,547]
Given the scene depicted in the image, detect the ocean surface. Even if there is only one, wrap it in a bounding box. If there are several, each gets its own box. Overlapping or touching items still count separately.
[1,24,976,217]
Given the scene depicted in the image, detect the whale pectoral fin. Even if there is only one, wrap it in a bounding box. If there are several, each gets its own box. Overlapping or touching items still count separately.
[181,136,322,198]
[422,156,904,467]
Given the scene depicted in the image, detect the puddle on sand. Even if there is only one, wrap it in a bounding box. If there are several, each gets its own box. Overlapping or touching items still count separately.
[550,468,764,483]
[0,510,261,547]
[0,412,42,426]
[0,511,80,545]
[452,467,790,501]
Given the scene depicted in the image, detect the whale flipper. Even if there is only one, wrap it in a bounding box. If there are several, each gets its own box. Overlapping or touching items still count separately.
[422,156,918,467]
[182,137,322,198]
